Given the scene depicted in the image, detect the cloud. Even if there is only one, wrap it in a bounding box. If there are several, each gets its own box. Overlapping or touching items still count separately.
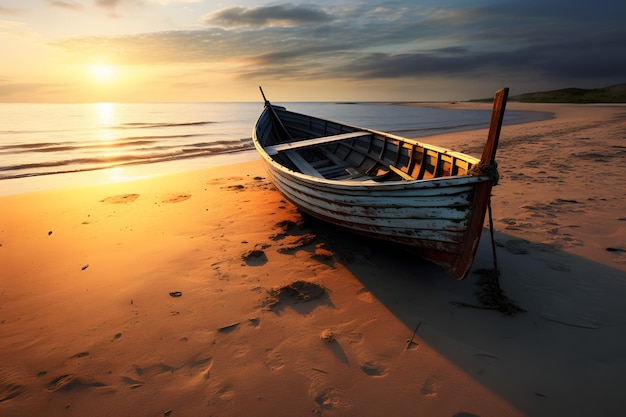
[0,7,20,15]
[0,82,49,98]
[0,19,39,39]
[522,29,626,79]
[202,4,331,28]
[95,0,124,9]
[52,1,626,88]
[94,0,143,17]
[147,0,206,4]
[46,0,84,11]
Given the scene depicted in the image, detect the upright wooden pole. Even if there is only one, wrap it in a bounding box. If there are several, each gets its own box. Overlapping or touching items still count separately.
[480,88,509,165]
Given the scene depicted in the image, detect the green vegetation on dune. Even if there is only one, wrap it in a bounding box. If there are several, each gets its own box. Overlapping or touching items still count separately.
[471,84,626,103]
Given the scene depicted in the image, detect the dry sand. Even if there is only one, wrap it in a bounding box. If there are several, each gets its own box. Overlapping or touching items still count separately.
[1,103,625,417]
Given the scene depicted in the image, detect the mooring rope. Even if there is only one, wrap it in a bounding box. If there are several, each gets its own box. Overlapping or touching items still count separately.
[486,195,501,289]
[470,161,499,185]
[449,192,525,315]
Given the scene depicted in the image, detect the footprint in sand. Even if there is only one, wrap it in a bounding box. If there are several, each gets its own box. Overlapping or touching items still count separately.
[189,355,214,380]
[242,249,268,266]
[542,233,584,249]
[276,234,318,254]
[420,377,439,397]
[346,331,364,344]
[264,281,327,309]
[0,382,25,403]
[45,374,111,392]
[207,382,236,404]
[226,184,246,191]
[360,360,388,377]
[499,218,534,231]
[46,374,74,390]
[132,363,177,379]
[190,354,214,368]
[311,386,343,410]
[205,178,226,186]
[121,376,144,389]
[312,244,334,263]
[263,349,285,371]
[100,194,140,204]
[356,288,374,303]
[161,193,191,203]
[217,385,236,401]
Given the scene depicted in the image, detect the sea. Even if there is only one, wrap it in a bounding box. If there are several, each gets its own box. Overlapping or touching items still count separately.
[0,102,549,195]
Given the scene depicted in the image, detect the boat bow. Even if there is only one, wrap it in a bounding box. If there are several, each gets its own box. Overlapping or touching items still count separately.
[252,88,509,279]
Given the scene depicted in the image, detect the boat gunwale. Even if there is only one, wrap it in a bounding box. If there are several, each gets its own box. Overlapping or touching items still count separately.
[252,106,489,187]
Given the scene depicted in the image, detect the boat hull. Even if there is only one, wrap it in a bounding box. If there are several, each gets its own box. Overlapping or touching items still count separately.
[260,149,491,278]
[252,89,507,279]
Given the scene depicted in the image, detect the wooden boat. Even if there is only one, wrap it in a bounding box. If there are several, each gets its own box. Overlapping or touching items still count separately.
[252,88,508,279]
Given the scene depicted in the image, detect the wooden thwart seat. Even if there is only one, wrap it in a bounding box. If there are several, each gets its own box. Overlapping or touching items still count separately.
[387,164,414,180]
[265,131,371,156]
[346,144,414,180]
[283,150,324,177]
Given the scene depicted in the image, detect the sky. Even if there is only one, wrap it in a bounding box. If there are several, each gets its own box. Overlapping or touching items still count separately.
[1,0,624,102]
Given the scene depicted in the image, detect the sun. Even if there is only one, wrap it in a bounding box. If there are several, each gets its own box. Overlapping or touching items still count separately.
[91,64,116,82]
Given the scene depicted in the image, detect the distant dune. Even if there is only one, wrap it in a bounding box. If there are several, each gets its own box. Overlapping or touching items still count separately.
[472,84,626,103]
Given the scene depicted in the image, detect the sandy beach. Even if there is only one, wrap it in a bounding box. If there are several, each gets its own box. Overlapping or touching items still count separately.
[1,102,625,417]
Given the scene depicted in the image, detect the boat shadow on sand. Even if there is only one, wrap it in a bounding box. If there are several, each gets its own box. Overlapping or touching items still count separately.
[293,214,626,417]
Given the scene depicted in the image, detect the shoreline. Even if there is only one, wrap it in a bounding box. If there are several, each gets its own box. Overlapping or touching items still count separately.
[0,150,260,197]
[0,101,553,197]
[1,102,625,416]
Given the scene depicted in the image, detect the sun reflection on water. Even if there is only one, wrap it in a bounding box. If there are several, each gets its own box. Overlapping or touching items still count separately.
[95,102,116,141]
[102,167,131,184]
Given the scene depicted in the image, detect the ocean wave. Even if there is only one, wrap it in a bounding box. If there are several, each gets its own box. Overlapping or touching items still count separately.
[0,138,254,180]
[0,122,217,137]
[114,121,216,129]
[0,135,249,154]
[0,141,74,151]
